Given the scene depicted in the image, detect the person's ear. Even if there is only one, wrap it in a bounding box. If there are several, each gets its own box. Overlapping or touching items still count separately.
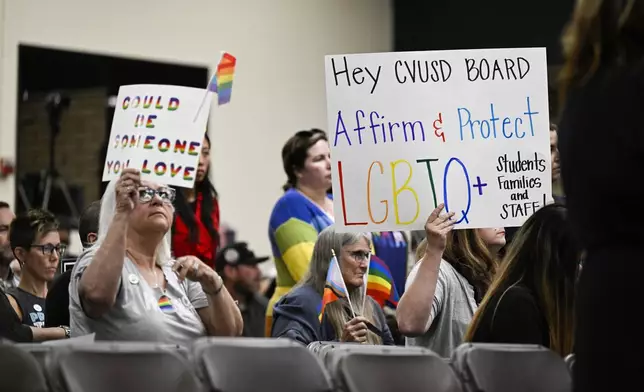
[13,247,27,264]
[87,233,98,244]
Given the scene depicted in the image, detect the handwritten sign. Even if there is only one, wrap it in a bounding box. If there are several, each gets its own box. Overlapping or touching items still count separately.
[325,48,552,232]
[102,84,211,188]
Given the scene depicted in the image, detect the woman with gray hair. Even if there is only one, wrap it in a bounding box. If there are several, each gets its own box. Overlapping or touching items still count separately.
[271,226,393,345]
[69,169,242,341]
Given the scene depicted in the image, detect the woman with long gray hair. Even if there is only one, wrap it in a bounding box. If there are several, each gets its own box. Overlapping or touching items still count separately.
[68,169,242,341]
[271,226,393,345]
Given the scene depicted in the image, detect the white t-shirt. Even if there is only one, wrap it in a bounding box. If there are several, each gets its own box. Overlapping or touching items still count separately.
[69,249,207,342]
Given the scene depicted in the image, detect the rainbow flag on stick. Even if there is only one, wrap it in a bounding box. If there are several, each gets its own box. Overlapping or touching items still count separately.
[365,254,400,308]
[193,51,237,122]
[208,52,236,104]
[319,250,354,321]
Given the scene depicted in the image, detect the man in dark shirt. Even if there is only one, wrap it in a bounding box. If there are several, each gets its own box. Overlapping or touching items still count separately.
[45,200,100,328]
[215,242,268,337]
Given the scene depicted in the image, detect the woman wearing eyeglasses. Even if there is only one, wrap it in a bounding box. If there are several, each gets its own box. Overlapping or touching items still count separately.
[272,226,394,345]
[6,210,66,332]
[68,169,242,341]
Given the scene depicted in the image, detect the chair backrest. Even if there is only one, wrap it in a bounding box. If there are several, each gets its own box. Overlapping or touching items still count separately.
[335,348,463,392]
[45,342,202,392]
[0,344,49,392]
[194,337,333,392]
[16,343,54,368]
[324,344,430,376]
[452,343,572,392]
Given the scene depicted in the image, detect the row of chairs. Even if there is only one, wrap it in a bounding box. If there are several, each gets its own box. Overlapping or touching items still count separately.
[307,341,572,392]
[2,338,572,392]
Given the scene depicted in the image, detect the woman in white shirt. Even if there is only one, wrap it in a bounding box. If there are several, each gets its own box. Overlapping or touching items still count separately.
[69,169,242,341]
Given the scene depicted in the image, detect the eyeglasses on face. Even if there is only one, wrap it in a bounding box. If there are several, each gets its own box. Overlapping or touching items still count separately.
[31,243,66,257]
[348,250,371,263]
[138,187,176,204]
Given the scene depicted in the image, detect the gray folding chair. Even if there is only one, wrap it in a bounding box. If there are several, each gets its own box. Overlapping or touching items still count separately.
[194,337,333,392]
[451,343,572,392]
[0,343,48,392]
[16,343,54,368]
[332,346,463,392]
[45,342,202,392]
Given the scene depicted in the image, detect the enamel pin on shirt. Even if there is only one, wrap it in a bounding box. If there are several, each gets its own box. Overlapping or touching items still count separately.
[128,274,140,285]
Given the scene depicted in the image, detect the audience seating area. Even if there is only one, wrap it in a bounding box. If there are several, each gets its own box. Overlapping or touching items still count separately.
[2,339,573,392]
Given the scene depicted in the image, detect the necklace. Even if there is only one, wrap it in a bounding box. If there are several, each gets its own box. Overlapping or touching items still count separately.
[152,266,165,293]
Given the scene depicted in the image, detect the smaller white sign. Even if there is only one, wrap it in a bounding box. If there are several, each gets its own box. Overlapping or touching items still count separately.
[102,84,211,188]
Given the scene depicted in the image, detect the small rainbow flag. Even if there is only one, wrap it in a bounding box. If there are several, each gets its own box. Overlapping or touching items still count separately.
[207,52,236,105]
[319,253,352,321]
[366,254,400,308]
[158,295,174,313]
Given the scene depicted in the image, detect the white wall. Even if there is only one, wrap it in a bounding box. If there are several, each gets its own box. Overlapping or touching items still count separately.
[0,0,393,265]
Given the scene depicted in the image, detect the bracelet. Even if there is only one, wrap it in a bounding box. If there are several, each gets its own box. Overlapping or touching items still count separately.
[204,275,224,296]
[59,325,71,339]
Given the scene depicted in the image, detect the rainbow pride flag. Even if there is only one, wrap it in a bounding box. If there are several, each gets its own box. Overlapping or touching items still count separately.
[319,255,350,321]
[207,52,236,105]
[366,254,400,308]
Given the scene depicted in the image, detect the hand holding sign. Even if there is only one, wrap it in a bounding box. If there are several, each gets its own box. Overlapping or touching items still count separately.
[424,204,455,253]
[114,168,141,214]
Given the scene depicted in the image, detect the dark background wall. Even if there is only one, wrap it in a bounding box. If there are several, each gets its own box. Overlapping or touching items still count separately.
[394,0,575,65]
[16,46,207,215]
[393,0,575,115]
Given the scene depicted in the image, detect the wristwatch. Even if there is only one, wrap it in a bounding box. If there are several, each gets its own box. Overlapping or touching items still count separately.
[59,325,71,339]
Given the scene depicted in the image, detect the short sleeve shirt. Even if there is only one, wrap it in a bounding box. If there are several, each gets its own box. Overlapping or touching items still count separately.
[69,249,208,342]
[404,260,478,358]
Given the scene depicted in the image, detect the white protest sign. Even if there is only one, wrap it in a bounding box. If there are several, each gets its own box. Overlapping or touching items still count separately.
[102,84,211,188]
[325,48,552,232]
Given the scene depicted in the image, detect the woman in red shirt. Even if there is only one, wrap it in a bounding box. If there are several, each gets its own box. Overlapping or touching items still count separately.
[172,134,220,268]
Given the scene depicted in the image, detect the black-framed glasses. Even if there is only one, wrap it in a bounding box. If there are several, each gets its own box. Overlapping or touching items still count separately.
[138,187,176,204]
[31,243,66,257]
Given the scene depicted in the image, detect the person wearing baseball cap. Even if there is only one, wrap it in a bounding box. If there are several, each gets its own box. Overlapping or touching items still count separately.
[216,242,269,337]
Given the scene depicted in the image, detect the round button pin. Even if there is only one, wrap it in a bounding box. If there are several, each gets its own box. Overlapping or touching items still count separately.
[128,274,140,285]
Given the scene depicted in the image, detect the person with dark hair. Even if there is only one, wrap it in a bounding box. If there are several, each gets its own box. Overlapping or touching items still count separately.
[557,1,644,390]
[216,242,269,337]
[6,209,69,337]
[172,134,221,268]
[465,203,580,356]
[0,205,68,342]
[0,201,17,288]
[45,200,101,328]
[265,129,334,336]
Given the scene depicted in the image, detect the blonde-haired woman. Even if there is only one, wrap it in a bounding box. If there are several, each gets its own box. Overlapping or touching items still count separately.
[271,226,393,345]
[69,169,242,341]
[558,1,644,390]
[397,204,505,358]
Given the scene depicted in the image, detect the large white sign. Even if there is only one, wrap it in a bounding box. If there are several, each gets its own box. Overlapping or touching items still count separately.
[102,84,211,188]
[325,48,552,232]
